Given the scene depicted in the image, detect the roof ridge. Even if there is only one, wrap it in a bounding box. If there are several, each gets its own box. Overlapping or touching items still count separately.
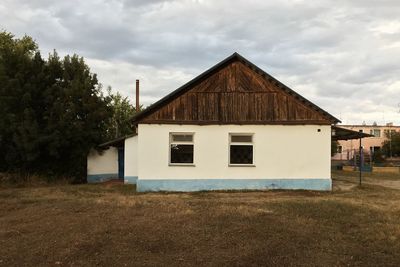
[132,53,340,124]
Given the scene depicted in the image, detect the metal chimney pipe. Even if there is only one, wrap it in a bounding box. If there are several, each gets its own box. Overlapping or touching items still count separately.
[135,79,140,112]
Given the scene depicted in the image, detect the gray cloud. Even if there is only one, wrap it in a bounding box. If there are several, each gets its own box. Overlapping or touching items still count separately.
[1,0,399,125]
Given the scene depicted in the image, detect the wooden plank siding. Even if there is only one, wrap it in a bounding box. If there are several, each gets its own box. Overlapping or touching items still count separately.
[138,57,336,125]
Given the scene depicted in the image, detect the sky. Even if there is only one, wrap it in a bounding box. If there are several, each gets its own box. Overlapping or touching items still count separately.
[1,0,400,125]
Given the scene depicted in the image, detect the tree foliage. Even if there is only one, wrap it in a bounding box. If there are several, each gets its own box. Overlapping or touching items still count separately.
[105,87,138,139]
[382,131,400,157]
[0,31,136,181]
[331,140,339,156]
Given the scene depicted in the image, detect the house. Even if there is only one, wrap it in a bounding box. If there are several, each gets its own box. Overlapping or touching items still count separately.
[87,52,369,191]
[332,123,400,161]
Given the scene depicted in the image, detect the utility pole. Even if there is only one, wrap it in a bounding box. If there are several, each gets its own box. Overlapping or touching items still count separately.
[359,137,362,186]
[389,124,393,159]
[358,130,363,186]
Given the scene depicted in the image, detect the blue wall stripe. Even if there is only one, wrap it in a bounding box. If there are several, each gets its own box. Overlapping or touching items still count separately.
[137,178,332,192]
[87,173,118,183]
[124,176,138,184]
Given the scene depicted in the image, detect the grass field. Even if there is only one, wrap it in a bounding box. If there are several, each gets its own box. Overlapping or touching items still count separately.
[1,171,400,266]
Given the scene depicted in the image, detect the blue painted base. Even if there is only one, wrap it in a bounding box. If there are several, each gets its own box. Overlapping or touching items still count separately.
[124,176,138,184]
[87,173,118,183]
[137,178,332,192]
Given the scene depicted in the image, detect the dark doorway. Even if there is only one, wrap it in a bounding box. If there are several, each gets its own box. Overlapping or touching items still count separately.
[118,148,124,180]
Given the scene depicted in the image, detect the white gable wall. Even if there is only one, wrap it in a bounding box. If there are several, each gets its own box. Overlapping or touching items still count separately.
[87,147,118,183]
[137,124,331,191]
[124,135,138,184]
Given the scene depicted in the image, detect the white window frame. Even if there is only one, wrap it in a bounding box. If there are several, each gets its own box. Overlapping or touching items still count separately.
[228,133,255,167]
[169,132,195,166]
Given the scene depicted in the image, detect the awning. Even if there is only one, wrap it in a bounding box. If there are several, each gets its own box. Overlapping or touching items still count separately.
[331,126,373,141]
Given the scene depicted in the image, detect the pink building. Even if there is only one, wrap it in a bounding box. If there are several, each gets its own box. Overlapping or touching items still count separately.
[332,123,400,161]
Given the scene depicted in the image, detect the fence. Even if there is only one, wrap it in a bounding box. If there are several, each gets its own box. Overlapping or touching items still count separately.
[332,149,372,172]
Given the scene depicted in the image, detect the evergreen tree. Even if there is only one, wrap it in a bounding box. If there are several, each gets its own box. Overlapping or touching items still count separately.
[0,31,116,181]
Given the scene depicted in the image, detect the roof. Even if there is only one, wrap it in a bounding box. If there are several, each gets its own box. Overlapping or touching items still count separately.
[332,126,373,141]
[339,124,400,128]
[132,52,340,124]
[98,133,137,149]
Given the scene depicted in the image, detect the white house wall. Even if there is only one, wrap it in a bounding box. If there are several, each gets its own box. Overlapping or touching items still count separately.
[124,135,138,184]
[87,147,118,183]
[137,124,331,191]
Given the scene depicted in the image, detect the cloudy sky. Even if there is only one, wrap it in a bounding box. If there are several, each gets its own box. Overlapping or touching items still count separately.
[1,0,400,125]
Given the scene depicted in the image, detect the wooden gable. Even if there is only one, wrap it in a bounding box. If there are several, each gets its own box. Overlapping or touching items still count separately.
[134,53,339,125]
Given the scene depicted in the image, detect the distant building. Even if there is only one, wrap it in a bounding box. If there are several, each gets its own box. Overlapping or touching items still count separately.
[332,123,400,160]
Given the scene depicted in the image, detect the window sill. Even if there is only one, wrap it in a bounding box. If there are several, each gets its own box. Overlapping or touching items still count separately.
[169,163,196,167]
[229,164,256,167]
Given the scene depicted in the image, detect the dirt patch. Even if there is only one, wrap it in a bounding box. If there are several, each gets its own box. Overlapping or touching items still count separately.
[332,170,400,190]
[332,179,357,191]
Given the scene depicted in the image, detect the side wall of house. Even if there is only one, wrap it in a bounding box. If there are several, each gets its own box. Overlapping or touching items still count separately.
[87,147,118,183]
[137,124,331,191]
[124,135,138,184]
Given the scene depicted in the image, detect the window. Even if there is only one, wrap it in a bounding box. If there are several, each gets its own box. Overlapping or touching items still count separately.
[229,134,254,165]
[337,145,342,153]
[169,133,194,165]
[370,129,381,137]
[359,129,364,133]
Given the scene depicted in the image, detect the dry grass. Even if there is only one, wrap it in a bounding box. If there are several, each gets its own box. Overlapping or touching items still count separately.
[0,172,71,188]
[1,172,400,266]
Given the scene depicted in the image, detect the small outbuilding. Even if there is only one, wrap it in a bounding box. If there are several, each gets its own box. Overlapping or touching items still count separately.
[87,134,138,184]
[87,52,366,191]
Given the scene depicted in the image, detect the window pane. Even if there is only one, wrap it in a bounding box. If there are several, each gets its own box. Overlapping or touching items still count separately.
[373,129,381,137]
[230,145,253,164]
[172,134,193,142]
[170,144,193,163]
[231,135,252,143]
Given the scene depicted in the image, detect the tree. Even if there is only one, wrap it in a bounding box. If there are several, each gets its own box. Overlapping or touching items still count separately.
[0,32,44,171]
[105,87,137,139]
[382,131,400,158]
[331,140,339,156]
[0,31,113,180]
